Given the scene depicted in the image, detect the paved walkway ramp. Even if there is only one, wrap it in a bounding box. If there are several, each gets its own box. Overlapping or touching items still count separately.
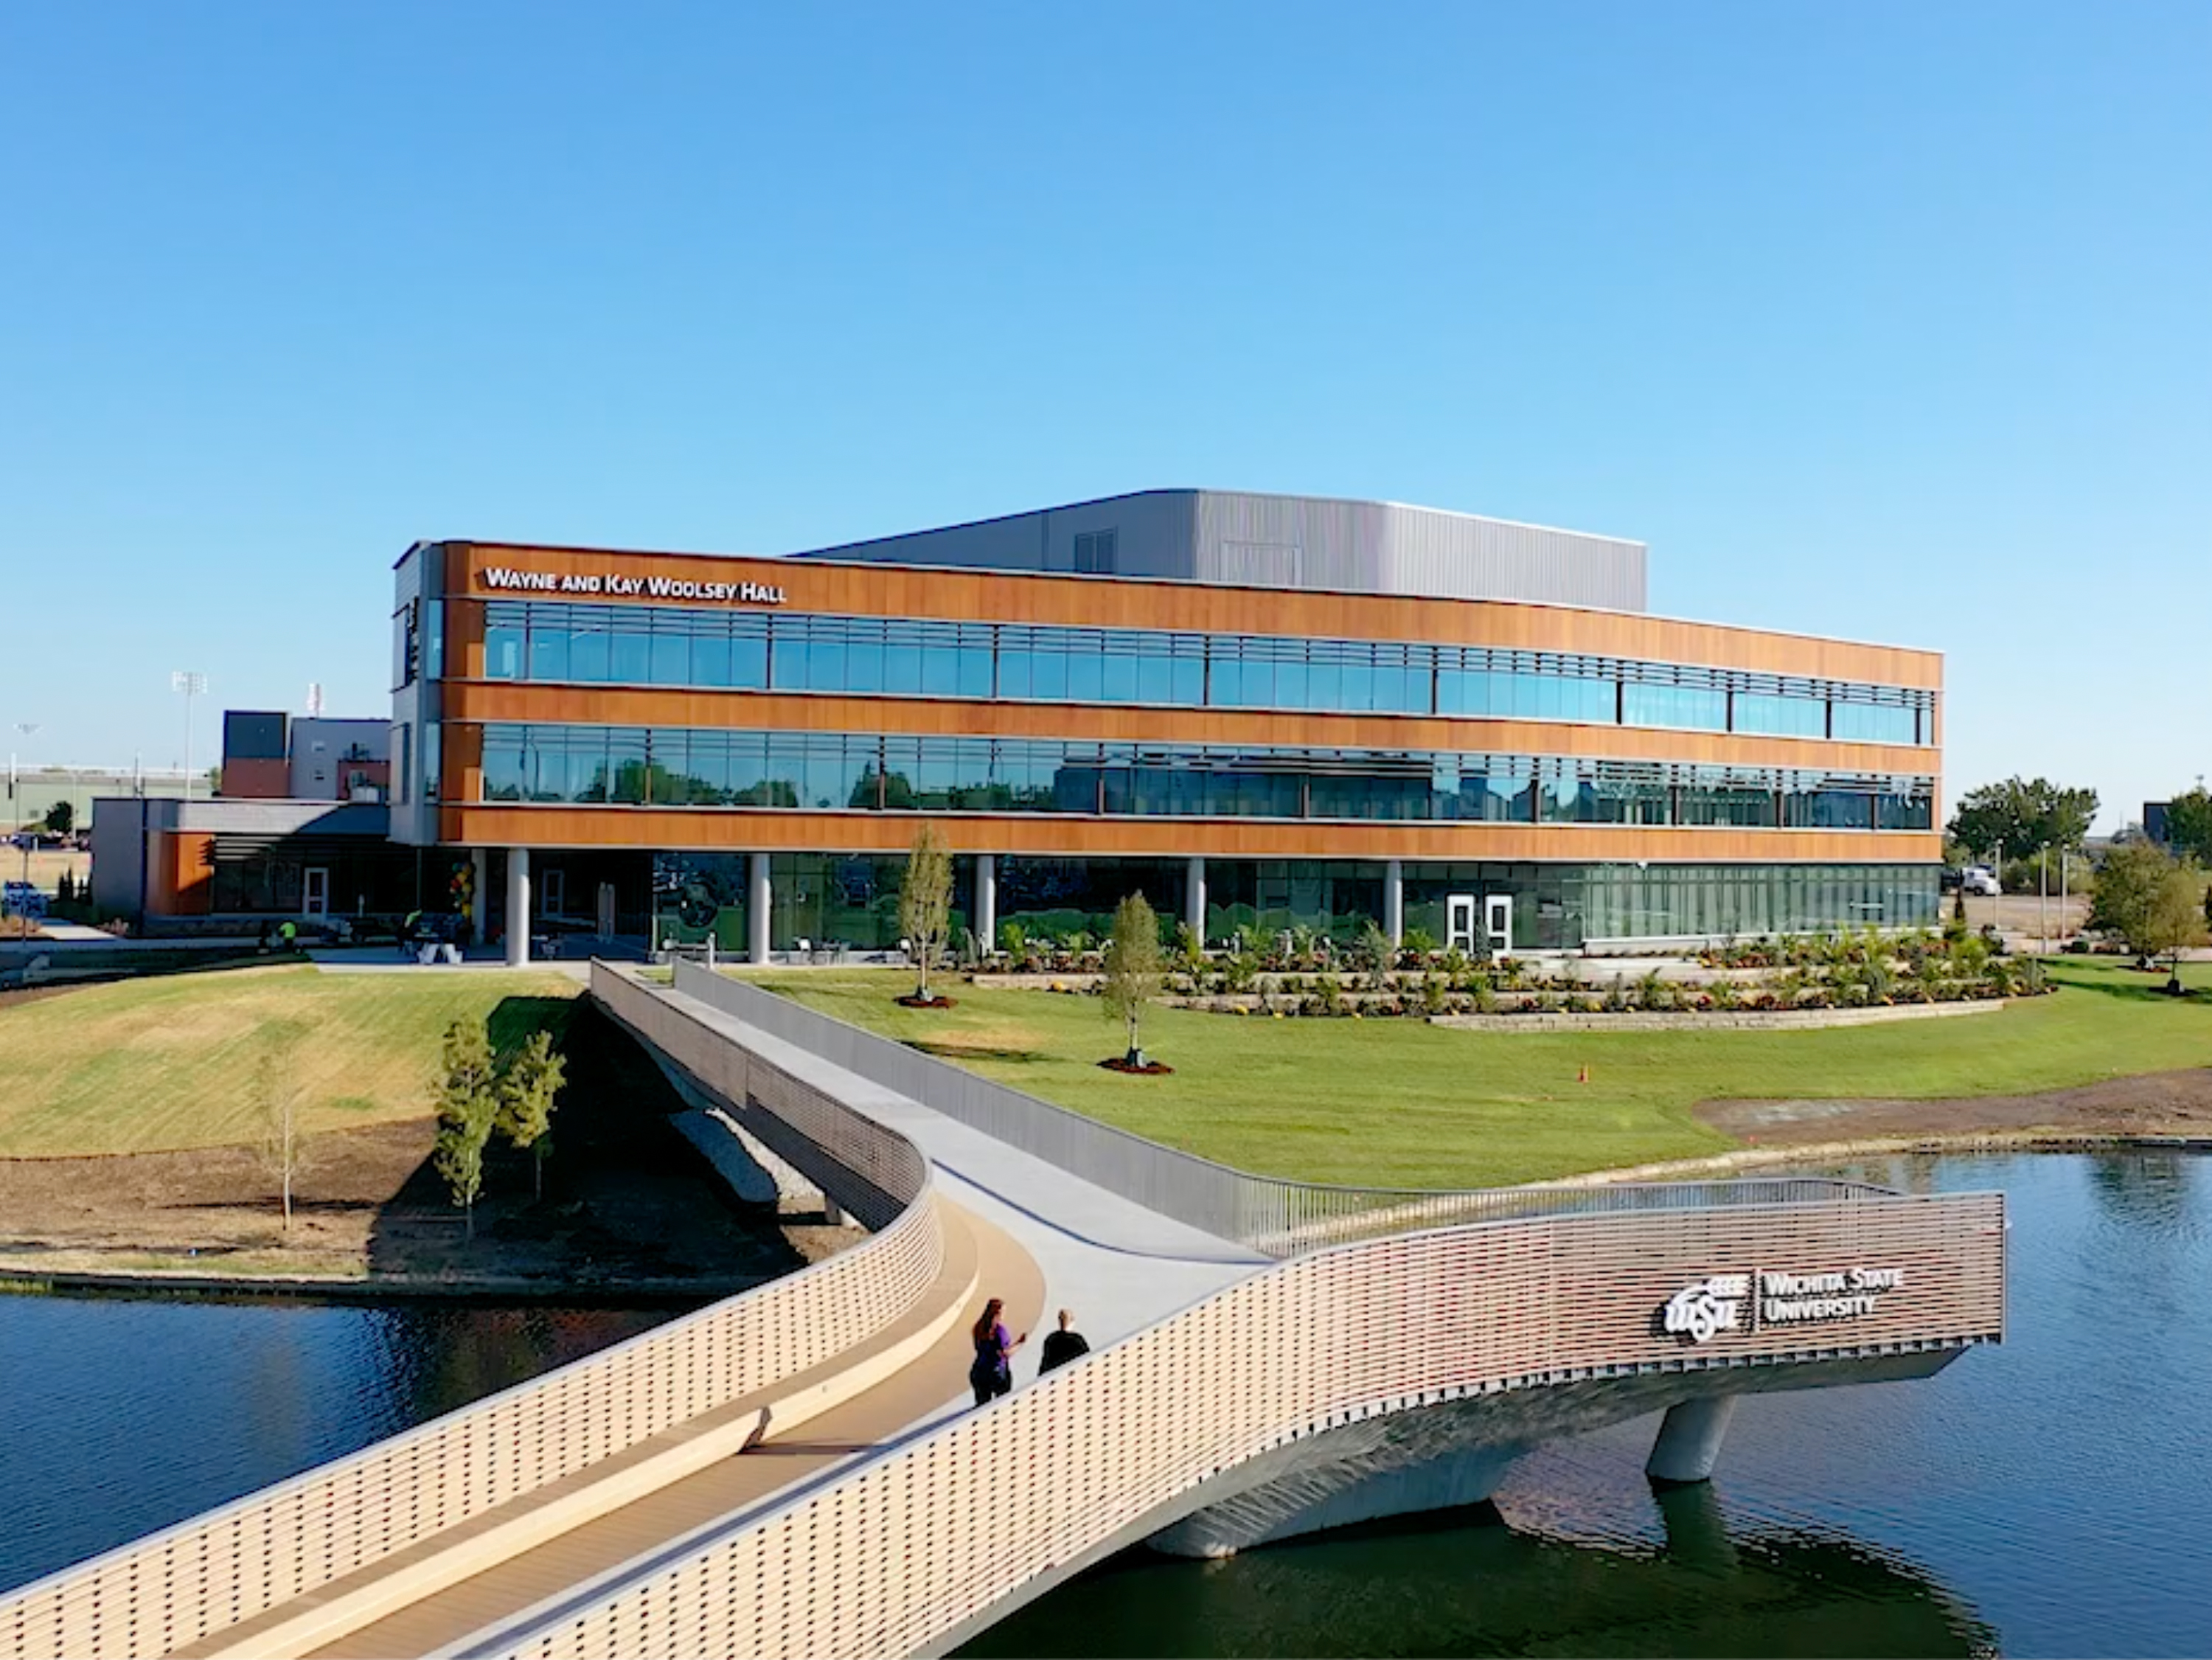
[0,964,2007,1660]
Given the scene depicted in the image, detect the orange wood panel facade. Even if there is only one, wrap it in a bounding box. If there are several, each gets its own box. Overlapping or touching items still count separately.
[442,541,1944,688]
[438,805,1938,864]
[437,681,1934,778]
[150,832,215,916]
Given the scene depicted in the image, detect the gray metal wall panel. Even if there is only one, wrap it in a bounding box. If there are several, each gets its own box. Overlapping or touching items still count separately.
[783,490,1645,610]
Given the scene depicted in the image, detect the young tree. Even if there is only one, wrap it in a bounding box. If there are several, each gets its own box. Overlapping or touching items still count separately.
[43,800,73,836]
[2141,865,2210,994]
[495,1029,567,1201]
[1947,777,2099,863]
[2163,787,2212,865]
[255,1029,307,1234]
[2090,841,2208,986]
[1101,893,1164,1069]
[897,823,953,1003]
[431,1018,498,1240]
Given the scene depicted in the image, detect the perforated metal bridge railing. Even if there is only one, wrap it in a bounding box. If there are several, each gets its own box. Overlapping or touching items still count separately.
[666,959,1893,1252]
[0,963,2005,1660]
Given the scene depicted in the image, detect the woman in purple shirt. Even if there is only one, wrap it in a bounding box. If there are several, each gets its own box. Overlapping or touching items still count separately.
[969,1297,1026,1406]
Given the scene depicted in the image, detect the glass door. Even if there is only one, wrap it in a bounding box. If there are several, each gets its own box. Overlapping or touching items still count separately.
[1446,893,1478,954]
[1484,894,1514,954]
[302,867,330,917]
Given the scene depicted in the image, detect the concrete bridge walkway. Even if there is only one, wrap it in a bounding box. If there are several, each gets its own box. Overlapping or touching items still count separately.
[0,964,2004,1660]
[125,971,1263,1660]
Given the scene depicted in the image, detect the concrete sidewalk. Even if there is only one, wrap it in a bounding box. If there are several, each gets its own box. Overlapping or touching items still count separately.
[645,973,1267,1353]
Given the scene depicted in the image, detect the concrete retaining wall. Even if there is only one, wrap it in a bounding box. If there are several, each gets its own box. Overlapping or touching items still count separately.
[1429,1000,2006,1034]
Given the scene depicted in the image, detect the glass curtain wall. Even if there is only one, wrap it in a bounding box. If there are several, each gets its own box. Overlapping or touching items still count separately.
[476,600,1934,744]
[1401,861,1941,950]
[476,723,1936,831]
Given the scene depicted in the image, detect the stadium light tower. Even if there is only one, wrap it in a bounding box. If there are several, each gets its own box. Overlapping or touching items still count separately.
[171,672,208,801]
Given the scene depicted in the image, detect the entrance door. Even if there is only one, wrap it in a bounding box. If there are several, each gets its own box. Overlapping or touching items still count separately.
[1445,893,1478,954]
[540,868,566,920]
[595,881,617,940]
[1484,894,1514,955]
[302,867,330,917]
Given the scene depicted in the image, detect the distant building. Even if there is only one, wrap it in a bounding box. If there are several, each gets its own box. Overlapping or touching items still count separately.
[6,764,195,833]
[89,708,408,931]
[220,711,390,802]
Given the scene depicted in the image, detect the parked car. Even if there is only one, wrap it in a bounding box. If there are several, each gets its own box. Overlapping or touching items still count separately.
[1961,867,2002,897]
[1,881,47,918]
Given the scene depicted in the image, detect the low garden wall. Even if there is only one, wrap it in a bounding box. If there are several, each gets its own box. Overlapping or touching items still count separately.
[1428,1000,2007,1034]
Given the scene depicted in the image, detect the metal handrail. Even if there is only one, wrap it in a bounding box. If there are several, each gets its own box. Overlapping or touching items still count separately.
[667,962,1887,1255]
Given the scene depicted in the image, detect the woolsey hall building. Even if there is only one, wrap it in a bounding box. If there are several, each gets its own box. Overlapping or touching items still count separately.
[386,490,1941,964]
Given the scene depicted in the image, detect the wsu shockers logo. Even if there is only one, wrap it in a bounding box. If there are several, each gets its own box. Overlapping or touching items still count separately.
[1662,1274,1750,1343]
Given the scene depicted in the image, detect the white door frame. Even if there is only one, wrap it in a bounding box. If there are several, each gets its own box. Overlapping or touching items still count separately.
[1484,894,1514,955]
[302,867,330,917]
[539,867,566,920]
[596,881,617,940]
[1445,893,1478,954]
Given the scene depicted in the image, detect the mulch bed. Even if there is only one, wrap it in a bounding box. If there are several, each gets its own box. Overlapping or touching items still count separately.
[895,993,959,1010]
[1097,1057,1175,1075]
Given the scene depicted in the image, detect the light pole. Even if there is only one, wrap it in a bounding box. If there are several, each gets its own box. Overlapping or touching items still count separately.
[2038,841,2049,977]
[171,673,207,801]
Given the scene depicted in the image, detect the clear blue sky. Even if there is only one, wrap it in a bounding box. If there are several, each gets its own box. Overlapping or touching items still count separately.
[3,2,2205,830]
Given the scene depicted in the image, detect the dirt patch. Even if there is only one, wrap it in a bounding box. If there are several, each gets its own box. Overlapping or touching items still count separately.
[0,1001,846,1292]
[1097,1057,1175,1075]
[1698,1069,2212,1146]
[895,993,959,1010]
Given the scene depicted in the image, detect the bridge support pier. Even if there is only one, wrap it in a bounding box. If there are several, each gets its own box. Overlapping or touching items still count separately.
[1646,1395,1736,1485]
[975,853,995,956]
[748,852,771,964]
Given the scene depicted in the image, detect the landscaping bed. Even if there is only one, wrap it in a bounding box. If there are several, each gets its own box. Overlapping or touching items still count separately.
[748,957,2212,1190]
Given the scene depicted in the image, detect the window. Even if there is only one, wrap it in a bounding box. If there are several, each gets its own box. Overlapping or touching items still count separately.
[1073,529,1117,574]
[467,722,1934,832]
[391,601,420,690]
[466,599,1935,748]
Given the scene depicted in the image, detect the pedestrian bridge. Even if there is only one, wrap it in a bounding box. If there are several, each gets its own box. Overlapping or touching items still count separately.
[1,962,2006,1660]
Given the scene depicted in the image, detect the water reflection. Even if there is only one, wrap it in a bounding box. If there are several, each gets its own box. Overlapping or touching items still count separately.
[965,1151,2212,1660]
[959,1485,1994,1659]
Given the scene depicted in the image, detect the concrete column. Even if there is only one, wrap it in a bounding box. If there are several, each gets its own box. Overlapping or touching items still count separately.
[975,853,997,954]
[470,847,488,945]
[748,852,771,964]
[1384,858,1404,948]
[1646,1395,1736,1485]
[504,847,530,967]
[1185,855,1206,943]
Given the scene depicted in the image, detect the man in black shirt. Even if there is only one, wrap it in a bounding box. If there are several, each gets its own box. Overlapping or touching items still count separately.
[1038,1308,1090,1375]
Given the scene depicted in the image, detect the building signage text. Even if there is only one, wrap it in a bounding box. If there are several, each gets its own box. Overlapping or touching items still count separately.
[1662,1265,1904,1344]
[476,566,787,605]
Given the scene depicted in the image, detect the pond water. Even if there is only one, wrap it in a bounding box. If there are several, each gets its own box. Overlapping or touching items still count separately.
[959,1151,2212,1659]
[4,1153,2209,1658]
[0,1294,675,1596]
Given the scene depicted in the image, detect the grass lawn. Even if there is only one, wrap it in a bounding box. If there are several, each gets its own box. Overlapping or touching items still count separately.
[749,958,2212,1189]
[0,965,577,1157]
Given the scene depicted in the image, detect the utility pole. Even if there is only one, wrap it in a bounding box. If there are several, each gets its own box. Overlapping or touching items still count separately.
[171,673,207,800]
